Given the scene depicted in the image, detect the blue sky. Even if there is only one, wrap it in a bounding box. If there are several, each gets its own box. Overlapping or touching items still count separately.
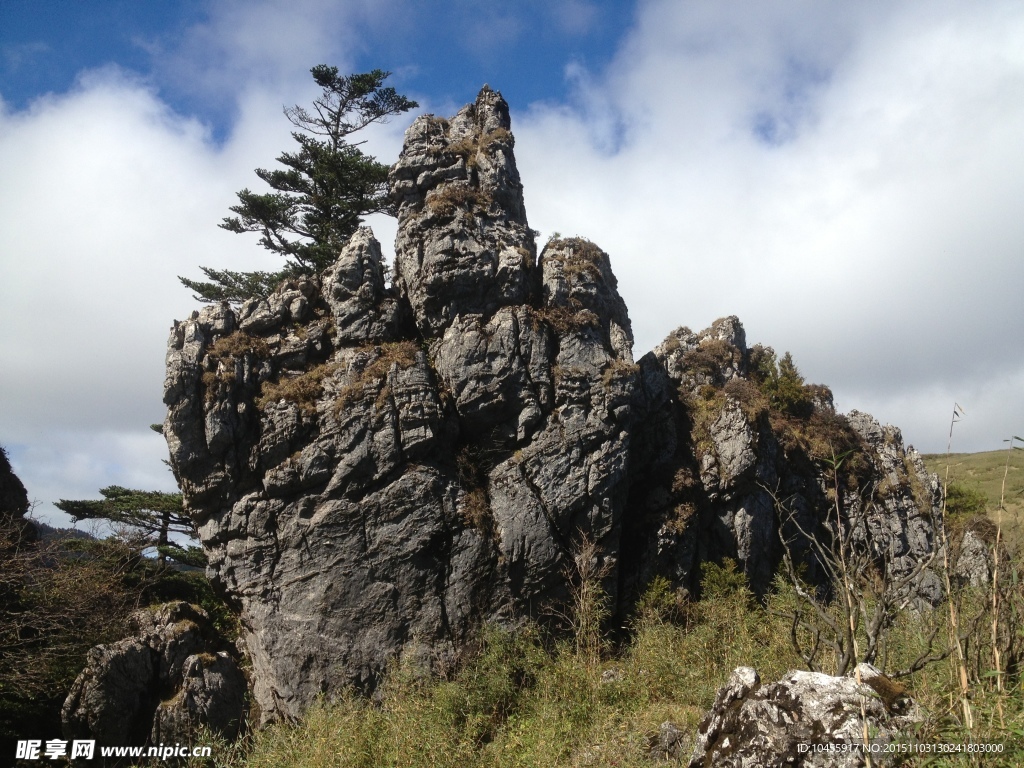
[1,0,634,140]
[2,1,1023,528]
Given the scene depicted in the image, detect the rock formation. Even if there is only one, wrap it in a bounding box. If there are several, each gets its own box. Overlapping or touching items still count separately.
[0,445,34,546]
[688,665,919,767]
[62,602,245,749]
[162,87,942,722]
[622,320,942,606]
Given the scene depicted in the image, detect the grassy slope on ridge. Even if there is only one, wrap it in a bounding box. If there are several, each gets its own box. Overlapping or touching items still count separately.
[923,448,1024,552]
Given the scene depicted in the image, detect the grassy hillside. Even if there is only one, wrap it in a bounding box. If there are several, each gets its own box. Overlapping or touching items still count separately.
[923,446,1024,551]
[185,563,1024,768]
[174,449,1024,768]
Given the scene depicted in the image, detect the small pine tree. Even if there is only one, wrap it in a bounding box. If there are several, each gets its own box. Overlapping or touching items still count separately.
[180,67,417,302]
[758,350,813,417]
[55,486,199,567]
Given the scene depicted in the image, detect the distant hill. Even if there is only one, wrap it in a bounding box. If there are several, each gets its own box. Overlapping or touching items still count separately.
[30,520,97,542]
[922,447,1024,550]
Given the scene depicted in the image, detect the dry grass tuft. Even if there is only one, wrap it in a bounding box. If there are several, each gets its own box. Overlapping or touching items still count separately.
[424,185,494,218]
[444,127,512,168]
[208,332,271,361]
[256,363,338,415]
[529,305,600,335]
[333,341,420,415]
[545,237,605,282]
[601,359,639,389]
[202,332,273,403]
[680,339,742,381]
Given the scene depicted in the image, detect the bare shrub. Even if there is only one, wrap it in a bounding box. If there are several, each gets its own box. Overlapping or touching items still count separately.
[566,537,612,664]
[0,521,140,743]
[768,456,954,679]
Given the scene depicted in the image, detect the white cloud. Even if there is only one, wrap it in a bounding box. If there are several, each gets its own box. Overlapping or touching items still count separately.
[515,0,1024,452]
[148,0,377,107]
[3,0,1023,533]
[0,5,420,526]
[0,64,313,524]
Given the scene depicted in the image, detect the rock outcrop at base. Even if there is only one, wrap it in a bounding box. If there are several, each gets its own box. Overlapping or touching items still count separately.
[62,602,245,750]
[689,665,919,767]
[163,86,942,722]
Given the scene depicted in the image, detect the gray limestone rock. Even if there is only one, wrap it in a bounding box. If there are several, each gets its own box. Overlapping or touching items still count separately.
[623,322,942,600]
[323,227,404,344]
[391,86,535,337]
[162,86,943,726]
[164,87,646,722]
[151,651,247,745]
[954,527,993,588]
[648,720,688,761]
[847,411,943,604]
[689,665,919,767]
[62,602,245,750]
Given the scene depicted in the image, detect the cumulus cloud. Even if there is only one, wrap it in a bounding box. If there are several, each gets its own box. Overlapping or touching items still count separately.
[0,5,417,526]
[2,0,1022,528]
[0,68,268,522]
[515,0,1024,453]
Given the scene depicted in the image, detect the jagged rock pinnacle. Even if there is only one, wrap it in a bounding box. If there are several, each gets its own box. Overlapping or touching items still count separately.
[160,91,941,723]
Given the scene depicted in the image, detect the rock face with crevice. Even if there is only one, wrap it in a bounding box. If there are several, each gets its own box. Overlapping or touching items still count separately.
[163,86,942,722]
[62,602,245,749]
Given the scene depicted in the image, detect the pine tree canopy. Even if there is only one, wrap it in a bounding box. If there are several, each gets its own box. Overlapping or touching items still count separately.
[56,486,196,566]
[180,66,418,303]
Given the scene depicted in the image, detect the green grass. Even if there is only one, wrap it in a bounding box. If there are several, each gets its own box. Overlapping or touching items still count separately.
[923,448,1024,553]
[184,560,1024,768]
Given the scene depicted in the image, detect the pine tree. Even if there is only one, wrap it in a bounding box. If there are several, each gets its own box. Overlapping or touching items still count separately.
[55,486,200,567]
[180,66,417,302]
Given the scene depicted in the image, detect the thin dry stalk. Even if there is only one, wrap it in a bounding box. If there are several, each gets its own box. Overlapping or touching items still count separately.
[826,455,872,767]
[547,535,612,666]
[769,465,938,681]
[939,403,973,729]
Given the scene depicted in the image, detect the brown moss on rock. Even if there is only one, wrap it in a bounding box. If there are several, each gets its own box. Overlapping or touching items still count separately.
[257,363,338,415]
[333,341,421,414]
[424,184,494,218]
[207,331,271,361]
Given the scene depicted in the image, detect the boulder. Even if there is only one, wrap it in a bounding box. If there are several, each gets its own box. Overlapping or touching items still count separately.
[648,720,688,761]
[62,602,245,749]
[953,523,995,588]
[689,665,919,767]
